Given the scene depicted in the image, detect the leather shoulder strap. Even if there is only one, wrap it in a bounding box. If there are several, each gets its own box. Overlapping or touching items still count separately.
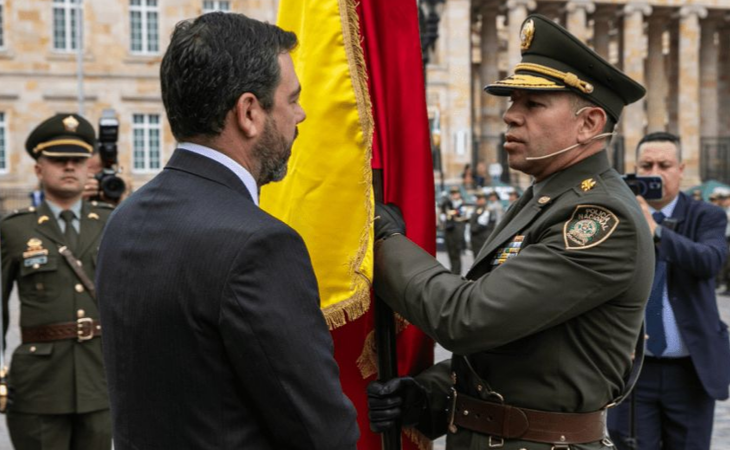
[58,246,96,300]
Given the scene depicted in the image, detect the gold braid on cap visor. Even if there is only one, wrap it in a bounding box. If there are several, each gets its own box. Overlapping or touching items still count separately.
[33,139,94,155]
[514,63,594,94]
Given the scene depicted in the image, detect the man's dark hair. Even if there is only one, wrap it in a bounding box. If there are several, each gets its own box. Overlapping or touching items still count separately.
[636,131,682,162]
[160,13,297,141]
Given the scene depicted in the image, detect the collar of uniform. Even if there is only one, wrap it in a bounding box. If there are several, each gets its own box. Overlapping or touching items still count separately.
[534,151,611,202]
[45,198,82,222]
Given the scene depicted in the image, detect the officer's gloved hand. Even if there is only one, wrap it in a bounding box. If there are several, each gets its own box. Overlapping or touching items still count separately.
[367,376,426,433]
[375,203,406,241]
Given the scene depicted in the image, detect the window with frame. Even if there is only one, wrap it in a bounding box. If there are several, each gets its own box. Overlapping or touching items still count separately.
[130,0,159,54]
[0,0,5,49]
[53,0,82,52]
[0,113,7,173]
[132,113,161,173]
[203,1,230,13]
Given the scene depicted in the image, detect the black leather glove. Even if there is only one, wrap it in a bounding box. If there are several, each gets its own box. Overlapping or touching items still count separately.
[374,203,406,241]
[367,376,426,433]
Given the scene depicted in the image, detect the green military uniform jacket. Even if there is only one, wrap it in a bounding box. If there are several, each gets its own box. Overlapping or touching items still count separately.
[1,200,113,415]
[374,152,655,449]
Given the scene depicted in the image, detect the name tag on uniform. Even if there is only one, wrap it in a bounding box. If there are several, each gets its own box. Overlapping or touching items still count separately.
[24,256,48,267]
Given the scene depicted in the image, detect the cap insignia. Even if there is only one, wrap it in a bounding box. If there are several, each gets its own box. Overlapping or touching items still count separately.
[62,115,79,132]
[563,205,619,250]
[520,19,535,51]
[581,178,597,192]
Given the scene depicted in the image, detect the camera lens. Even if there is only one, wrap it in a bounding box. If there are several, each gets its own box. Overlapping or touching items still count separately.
[100,175,126,200]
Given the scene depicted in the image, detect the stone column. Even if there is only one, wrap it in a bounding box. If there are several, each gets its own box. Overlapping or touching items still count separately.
[566,0,596,43]
[719,21,730,136]
[479,2,502,169]
[621,3,651,171]
[592,7,613,59]
[700,18,719,139]
[506,0,536,70]
[678,5,707,186]
[667,19,680,135]
[646,14,667,132]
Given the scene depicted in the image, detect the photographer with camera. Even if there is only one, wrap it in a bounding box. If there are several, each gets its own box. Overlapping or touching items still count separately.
[82,110,130,205]
[1,113,113,449]
[608,132,730,450]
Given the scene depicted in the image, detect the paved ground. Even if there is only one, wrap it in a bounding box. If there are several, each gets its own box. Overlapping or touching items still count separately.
[0,251,728,448]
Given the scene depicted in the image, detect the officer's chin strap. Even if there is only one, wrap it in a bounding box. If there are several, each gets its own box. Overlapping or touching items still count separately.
[0,240,8,413]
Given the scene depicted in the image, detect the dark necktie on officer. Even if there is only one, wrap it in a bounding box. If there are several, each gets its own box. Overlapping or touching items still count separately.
[61,210,78,253]
[647,211,667,356]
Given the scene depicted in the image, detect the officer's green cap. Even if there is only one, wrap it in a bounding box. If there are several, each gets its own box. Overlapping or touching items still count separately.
[25,113,96,160]
[485,14,646,122]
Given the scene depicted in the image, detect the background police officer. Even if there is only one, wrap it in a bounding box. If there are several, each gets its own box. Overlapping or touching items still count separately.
[0,113,112,449]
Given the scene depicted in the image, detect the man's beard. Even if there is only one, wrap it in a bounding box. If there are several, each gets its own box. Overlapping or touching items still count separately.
[253,116,295,186]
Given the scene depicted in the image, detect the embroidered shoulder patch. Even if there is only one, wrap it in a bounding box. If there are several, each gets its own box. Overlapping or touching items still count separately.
[563,205,619,250]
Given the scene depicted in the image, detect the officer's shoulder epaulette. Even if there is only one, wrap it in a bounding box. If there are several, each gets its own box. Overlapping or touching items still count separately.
[0,206,38,223]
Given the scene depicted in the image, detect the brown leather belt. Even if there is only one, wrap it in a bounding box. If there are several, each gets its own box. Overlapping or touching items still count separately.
[449,390,606,445]
[22,318,102,344]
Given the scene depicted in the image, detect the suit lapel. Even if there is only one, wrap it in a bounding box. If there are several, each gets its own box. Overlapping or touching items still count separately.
[77,202,105,257]
[35,202,65,246]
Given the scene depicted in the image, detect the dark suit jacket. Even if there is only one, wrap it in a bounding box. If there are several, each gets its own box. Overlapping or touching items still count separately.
[97,149,358,449]
[660,191,730,400]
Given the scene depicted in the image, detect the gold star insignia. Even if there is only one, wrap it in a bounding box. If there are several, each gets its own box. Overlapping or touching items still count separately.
[581,178,596,192]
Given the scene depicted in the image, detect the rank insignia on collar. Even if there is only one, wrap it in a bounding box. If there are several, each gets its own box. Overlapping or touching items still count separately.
[88,212,99,220]
[581,178,597,192]
[38,215,50,224]
[564,205,619,250]
[23,238,49,259]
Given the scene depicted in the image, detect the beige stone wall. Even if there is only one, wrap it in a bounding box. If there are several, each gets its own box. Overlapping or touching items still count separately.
[0,0,276,194]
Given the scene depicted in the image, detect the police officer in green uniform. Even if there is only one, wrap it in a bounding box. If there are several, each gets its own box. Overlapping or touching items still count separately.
[368,15,655,449]
[0,113,113,449]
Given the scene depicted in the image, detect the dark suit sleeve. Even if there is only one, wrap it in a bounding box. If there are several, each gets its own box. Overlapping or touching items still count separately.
[658,205,728,279]
[219,224,359,450]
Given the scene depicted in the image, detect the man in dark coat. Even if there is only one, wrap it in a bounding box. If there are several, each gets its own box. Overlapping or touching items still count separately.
[440,186,467,274]
[367,15,654,449]
[608,132,730,449]
[96,13,358,449]
[1,113,113,449]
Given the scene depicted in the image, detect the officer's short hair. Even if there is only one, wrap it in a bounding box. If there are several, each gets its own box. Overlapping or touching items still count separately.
[636,132,682,163]
[161,12,297,141]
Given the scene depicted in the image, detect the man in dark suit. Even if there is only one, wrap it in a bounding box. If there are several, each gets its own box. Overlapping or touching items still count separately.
[367,15,654,449]
[1,113,113,449]
[96,12,358,449]
[608,132,730,450]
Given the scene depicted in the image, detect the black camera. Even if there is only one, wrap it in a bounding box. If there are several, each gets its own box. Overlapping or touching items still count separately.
[622,174,663,200]
[95,109,126,202]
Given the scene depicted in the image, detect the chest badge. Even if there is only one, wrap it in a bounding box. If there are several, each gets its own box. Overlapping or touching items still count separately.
[23,238,49,267]
[491,235,525,266]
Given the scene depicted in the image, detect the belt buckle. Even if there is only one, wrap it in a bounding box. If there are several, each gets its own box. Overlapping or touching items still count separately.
[488,436,504,448]
[448,387,458,433]
[77,317,94,342]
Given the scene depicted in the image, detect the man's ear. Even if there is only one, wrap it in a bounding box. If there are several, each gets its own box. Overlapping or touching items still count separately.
[235,92,264,138]
[34,161,43,180]
[577,107,607,143]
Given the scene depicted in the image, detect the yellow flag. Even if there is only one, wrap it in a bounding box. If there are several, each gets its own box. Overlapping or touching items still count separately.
[261,0,373,329]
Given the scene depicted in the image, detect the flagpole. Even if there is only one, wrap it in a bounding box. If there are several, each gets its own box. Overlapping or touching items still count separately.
[372,169,401,450]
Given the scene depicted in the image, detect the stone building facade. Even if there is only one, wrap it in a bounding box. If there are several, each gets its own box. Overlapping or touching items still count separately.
[430,0,730,189]
[0,0,277,211]
[1,0,728,209]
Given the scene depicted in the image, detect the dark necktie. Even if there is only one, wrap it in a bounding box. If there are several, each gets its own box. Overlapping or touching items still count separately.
[646,211,667,356]
[60,210,78,253]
